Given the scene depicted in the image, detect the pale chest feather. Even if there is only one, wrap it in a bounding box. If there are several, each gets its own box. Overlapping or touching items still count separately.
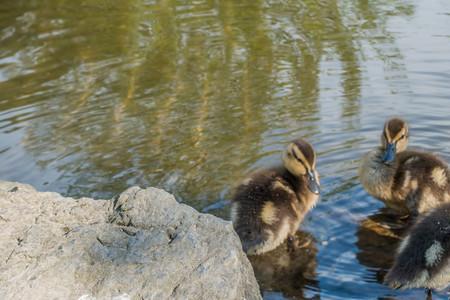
[304,192,319,211]
[291,190,319,219]
[359,150,394,201]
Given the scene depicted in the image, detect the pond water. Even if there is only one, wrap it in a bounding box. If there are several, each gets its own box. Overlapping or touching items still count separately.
[1,0,450,299]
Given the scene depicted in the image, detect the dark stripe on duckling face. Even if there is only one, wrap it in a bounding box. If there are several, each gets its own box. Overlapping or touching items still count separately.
[290,140,320,194]
[293,139,316,169]
[387,118,407,137]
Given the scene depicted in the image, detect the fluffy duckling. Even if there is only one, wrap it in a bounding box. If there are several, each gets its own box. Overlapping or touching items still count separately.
[384,202,450,299]
[359,118,450,216]
[230,139,320,255]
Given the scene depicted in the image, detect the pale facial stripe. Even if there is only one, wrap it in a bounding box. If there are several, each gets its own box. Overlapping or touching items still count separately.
[384,125,392,142]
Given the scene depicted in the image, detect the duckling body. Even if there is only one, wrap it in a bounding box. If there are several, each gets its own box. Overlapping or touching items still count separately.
[384,202,450,294]
[231,139,320,255]
[360,149,450,215]
[359,118,450,215]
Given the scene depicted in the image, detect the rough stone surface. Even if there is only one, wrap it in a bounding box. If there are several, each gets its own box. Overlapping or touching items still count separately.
[0,181,261,300]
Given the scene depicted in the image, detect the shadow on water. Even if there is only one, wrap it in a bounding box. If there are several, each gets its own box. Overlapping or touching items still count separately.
[355,208,412,282]
[248,231,320,300]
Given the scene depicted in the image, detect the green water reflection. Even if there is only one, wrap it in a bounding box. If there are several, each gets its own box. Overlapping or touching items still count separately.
[0,0,412,203]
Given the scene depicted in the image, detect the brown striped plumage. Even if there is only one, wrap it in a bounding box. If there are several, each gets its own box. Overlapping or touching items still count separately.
[385,202,450,297]
[359,118,450,216]
[231,139,320,255]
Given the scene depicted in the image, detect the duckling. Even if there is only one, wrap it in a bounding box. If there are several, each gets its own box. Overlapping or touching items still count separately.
[230,139,320,255]
[384,202,450,299]
[359,117,450,216]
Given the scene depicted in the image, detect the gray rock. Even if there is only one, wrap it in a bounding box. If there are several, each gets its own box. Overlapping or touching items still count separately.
[0,181,260,300]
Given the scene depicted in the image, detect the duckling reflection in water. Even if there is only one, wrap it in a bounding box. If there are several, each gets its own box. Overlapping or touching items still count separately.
[355,207,412,282]
[385,202,450,299]
[231,138,320,255]
[248,230,319,299]
[359,117,450,217]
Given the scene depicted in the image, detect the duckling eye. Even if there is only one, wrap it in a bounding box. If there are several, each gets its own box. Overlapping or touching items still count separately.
[291,150,309,168]
[399,135,406,140]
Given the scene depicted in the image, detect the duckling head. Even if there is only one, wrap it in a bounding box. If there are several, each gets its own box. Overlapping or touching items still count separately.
[282,139,320,194]
[381,118,409,164]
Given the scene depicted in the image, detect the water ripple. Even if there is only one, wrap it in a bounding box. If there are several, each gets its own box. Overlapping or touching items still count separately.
[1,0,450,299]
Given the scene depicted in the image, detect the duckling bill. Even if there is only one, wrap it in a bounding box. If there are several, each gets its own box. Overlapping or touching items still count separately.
[231,139,320,255]
[359,118,450,216]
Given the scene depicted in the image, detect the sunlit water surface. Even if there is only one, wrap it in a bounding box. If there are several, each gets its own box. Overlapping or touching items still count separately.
[1,0,450,299]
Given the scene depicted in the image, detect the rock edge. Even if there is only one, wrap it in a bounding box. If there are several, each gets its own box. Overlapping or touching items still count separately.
[0,181,261,300]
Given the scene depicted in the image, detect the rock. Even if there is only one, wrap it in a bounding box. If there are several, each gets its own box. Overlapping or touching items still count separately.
[0,181,261,300]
